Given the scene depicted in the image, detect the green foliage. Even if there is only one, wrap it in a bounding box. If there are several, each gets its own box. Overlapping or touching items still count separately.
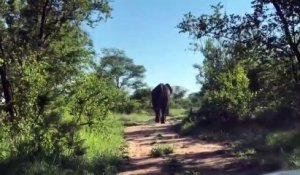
[0,0,127,174]
[131,87,152,112]
[80,117,124,161]
[177,1,300,171]
[186,92,202,109]
[150,144,174,157]
[192,40,254,122]
[97,48,146,90]
[258,131,300,169]
[68,73,122,124]
[171,86,195,110]
[179,121,197,135]
[115,112,151,126]
[266,131,300,151]
[169,108,186,117]
[114,97,142,114]
[233,148,256,159]
[79,116,124,173]
[203,63,253,120]
[21,161,71,175]
[172,86,187,102]
[178,0,300,119]
[291,148,300,167]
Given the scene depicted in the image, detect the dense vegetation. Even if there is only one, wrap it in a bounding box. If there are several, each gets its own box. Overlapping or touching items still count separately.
[1,0,299,174]
[0,1,188,174]
[178,0,300,171]
[0,0,128,174]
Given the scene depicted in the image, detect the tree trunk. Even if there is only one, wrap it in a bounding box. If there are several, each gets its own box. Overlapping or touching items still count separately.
[0,37,14,122]
[0,65,14,122]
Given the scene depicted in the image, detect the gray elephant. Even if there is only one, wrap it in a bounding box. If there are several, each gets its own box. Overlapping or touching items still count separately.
[151,83,172,124]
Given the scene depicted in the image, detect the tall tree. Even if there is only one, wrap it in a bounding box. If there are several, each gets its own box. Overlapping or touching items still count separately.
[98,48,146,90]
[172,86,187,101]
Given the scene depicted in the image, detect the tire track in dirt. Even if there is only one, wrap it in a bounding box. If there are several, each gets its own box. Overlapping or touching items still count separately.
[119,122,253,175]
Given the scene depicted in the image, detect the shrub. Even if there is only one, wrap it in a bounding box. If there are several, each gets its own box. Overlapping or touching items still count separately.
[291,148,300,167]
[150,144,174,157]
[266,131,300,151]
[201,64,253,121]
[180,121,197,135]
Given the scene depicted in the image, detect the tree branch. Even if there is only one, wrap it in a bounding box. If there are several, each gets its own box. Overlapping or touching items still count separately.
[271,0,300,66]
[39,0,50,42]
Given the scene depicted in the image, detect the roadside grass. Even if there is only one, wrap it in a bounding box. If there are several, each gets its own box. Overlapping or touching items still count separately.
[168,108,188,122]
[79,115,125,174]
[114,111,152,126]
[169,108,186,117]
[0,114,126,175]
[115,108,187,125]
[177,117,300,173]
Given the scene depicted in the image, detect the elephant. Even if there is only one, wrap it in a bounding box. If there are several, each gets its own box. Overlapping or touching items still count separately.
[151,83,172,124]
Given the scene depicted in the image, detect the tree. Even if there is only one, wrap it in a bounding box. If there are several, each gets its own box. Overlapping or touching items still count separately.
[178,1,300,88]
[188,92,201,107]
[178,1,300,119]
[0,0,112,122]
[98,48,146,90]
[194,40,253,121]
[131,87,152,111]
[0,0,117,165]
[172,86,187,100]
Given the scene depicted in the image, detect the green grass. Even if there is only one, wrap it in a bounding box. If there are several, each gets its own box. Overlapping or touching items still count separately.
[79,116,125,173]
[0,114,125,175]
[169,108,186,117]
[114,108,187,125]
[115,111,151,125]
[150,144,174,157]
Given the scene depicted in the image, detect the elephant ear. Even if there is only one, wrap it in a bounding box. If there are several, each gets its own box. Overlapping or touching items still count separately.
[165,84,173,94]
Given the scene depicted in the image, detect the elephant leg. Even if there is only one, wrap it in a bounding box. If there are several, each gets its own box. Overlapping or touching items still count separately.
[154,108,160,123]
[161,108,166,124]
[161,106,170,124]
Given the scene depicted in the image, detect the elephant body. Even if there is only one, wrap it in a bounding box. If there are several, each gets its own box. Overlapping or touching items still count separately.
[151,83,172,124]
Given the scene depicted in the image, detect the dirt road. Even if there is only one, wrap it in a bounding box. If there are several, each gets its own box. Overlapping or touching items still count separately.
[119,121,258,175]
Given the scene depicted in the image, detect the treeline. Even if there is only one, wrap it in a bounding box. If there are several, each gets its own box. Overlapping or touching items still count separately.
[177,0,300,170]
[178,1,300,126]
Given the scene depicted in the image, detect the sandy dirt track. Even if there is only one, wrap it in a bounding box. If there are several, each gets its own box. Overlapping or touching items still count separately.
[119,122,258,175]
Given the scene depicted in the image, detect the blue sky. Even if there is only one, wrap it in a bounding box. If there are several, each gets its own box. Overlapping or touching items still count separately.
[84,0,252,94]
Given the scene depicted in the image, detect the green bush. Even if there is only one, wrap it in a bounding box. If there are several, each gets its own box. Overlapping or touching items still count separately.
[150,144,174,157]
[80,117,124,162]
[201,64,253,121]
[291,148,300,167]
[266,131,300,151]
[180,121,197,135]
